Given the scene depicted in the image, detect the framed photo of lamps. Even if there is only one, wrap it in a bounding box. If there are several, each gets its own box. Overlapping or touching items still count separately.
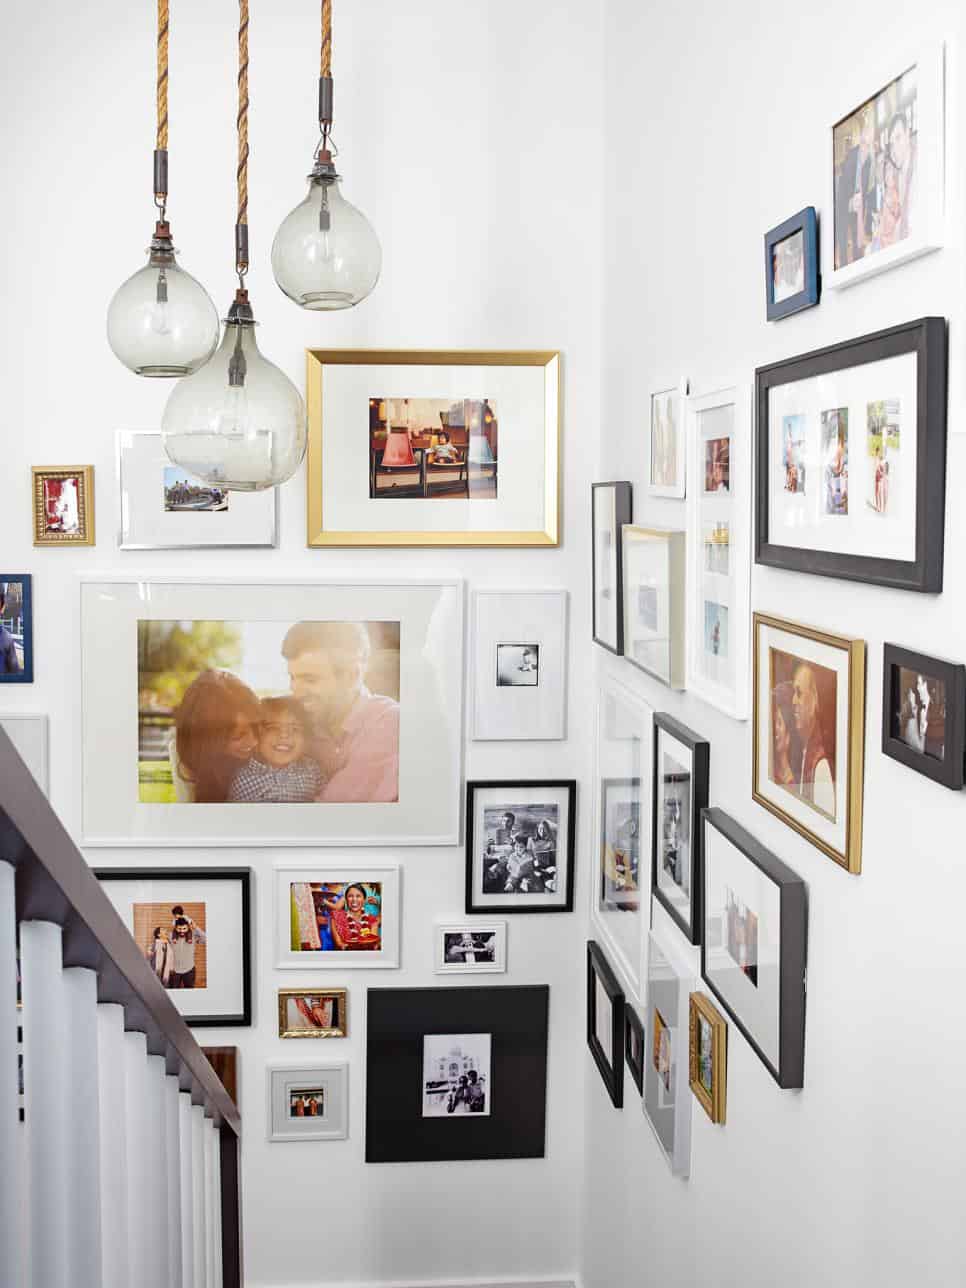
[32,465,95,546]
[621,526,686,688]
[755,317,947,592]
[764,207,819,321]
[689,992,727,1124]
[646,379,689,498]
[587,940,624,1109]
[753,613,866,873]
[651,713,710,943]
[882,643,966,790]
[305,349,560,547]
[592,481,632,654]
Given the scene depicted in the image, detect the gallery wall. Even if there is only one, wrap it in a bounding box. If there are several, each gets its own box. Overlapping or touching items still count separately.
[0,1,603,1284]
[584,2,966,1286]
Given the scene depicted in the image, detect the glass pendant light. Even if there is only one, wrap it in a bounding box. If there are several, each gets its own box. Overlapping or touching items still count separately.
[106,0,219,377]
[271,0,381,310]
[161,0,306,491]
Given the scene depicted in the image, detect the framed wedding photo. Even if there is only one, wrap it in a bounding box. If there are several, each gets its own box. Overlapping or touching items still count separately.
[587,940,624,1109]
[32,465,95,546]
[881,643,966,790]
[621,526,686,688]
[434,922,507,975]
[624,1004,645,1095]
[277,988,348,1039]
[689,991,727,1124]
[306,348,560,547]
[267,1063,348,1142]
[652,713,710,944]
[646,380,688,498]
[470,588,568,741]
[0,576,33,684]
[465,780,575,916]
[643,930,694,1177]
[764,207,819,321]
[275,864,401,970]
[755,317,947,592]
[753,612,866,873]
[592,481,632,655]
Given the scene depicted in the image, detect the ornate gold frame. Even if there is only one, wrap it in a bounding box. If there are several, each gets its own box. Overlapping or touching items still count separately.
[305,348,560,547]
[277,987,348,1039]
[688,991,727,1123]
[752,611,865,874]
[32,465,95,546]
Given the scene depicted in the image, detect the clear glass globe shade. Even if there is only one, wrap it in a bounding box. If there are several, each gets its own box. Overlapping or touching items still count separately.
[107,250,220,377]
[271,174,381,310]
[161,321,306,490]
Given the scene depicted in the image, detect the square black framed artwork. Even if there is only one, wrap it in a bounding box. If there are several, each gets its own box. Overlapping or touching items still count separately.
[882,643,966,790]
[624,1004,645,1096]
[587,940,624,1108]
[365,985,549,1163]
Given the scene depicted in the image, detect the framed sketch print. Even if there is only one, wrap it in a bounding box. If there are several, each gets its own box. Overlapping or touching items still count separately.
[0,715,48,793]
[117,431,277,550]
[646,380,688,498]
[689,991,727,1124]
[686,387,751,719]
[365,985,549,1162]
[306,349,559,547]
[274,864,401,969]
[267,1063,348,1141]
[79,576,463,847]
[434,922,507,974]
[753,613,866,872]
[32,465,95,546]
[702,807,807,1088]
[624,1004,645,1095]
[0,576,33,684]
[95,868,252,1027]
[470,588,567,741]
[829,44,944,290]
[465,780,575,915]
[622,526,685,688]
[592,481,632,655]
[764,207,819,321]
[643,930,694,1177]
[882,643,966,790]
[755,318,947,592]
[587,940,624,1109]
[277,988,348,1038]
[651,713,709,943]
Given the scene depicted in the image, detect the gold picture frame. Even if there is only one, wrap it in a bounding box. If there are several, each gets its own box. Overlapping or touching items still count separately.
[305,348,560,547]
[688,991,726,1123]
[277,988,348,1039]
[32,465,95,546]
[752,612,865,873]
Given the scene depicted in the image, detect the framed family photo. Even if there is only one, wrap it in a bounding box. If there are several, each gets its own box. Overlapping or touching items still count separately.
[0,576,33,684]
[755,318,947,592]
[621,526,686,689]
[592,481,632,655]
[470,588,568,741]
[764,207,819,321]
[881,643,966,790]
[274,864,401,970]
[32,465,95,546]
[434,923,507,974]
[643,930,694,1177]
[464,780,575,915]
[646,380,688,498]
[277,988,348,1038]
[689,991,727,1124]
[587,940,624,1109]
[267,1063,348,1142]
[652,713,710,944]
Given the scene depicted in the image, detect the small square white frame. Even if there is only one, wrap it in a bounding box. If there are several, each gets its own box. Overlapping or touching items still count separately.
[645,379,689,499]
[470,589,568,741]
[267,1062,349,1141]
[275,863,401,970]
[433,922,507,974]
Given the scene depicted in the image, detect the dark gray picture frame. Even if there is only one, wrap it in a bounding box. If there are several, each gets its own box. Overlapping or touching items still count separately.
[591,481,632,654]
[587,939,625,1108]
[624,1004,645,1096]
[651,712,710,944]
[882,642,966,791]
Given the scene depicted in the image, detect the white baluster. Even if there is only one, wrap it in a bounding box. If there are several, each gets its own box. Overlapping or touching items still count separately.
[204,1117,216,1285]
[192,1102,208,1287]
[96,1004,129,1288]
[63,967,102,1286]
[123,1031,152,1286]
[210,1123,223,1288]
[145,1054,169,1288]
[0,862,21,1288]
[165,1074,184,1288]
[179,1092,196,1288]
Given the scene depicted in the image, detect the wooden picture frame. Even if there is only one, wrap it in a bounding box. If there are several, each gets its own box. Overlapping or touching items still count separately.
[32,465,95,546]
[277,988,348,1038]
[688,992,727,1123]
[587,940,625,1109]
[881,642,966,790]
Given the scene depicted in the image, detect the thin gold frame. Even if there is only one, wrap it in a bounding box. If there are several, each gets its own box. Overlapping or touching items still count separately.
[277,988,348,1039]
[752,611,865,873]
[305,348,561,547]
[688,991,727,1123]
[32,465,95,547]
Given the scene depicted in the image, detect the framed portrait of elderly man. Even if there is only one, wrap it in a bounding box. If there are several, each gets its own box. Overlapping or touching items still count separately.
[79,577,463,846]
[753,613,866,873]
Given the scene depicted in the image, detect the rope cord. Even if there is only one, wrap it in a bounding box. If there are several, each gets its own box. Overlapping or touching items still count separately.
[321,0,331,76]
[235,0,250,277]
[156,0,169,150]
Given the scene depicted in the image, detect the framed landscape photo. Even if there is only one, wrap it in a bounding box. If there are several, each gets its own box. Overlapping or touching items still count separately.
[32,465,95,546]
[267,1063,348,1142]
[764,207,819,321]
[274,864,401,970]
[753,613,866,873]
[587,940,624,1109]
[306,349,559,547]
[755,318,947,592]
[624,1004,645,1095]
[434,922,507,974]
[0,576,33,684]
[643,930,694,1177]
[465,780,575,915]
[652,713,710,944]
[592,481,632,655]
[79,576,463,847]
[646,380,688,498]
[689,991,727,1124]
[470,588,568,741]
[277,988,348,1038]
[882,643,966,790]
[621,526,686,688]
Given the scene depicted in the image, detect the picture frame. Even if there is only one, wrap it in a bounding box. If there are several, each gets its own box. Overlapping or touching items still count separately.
[651,712,710,944]
[0,575,33,684]
[587,940,624,1109]
[267,1063,348,1142]
[642,929,694,1177]
[305,348,560,547]
[621,526,686,688]
[470,588,568,741]
[753,612,866,873]
[828,43,944,291]
[646,379,688,498]
[277,988,348,1038]
[274,863,401,970]
[434,922,507,975]
[701,807,807,1089]
[0,714,48,793]
[881,642,966,790]
[465,780,576,916]
[592,481,632,655]
[117,430,278,550]
[365,985,550,1162]
[94,868,252,1027]
[79,576,464,847]
[32,465,95,546]
[686,387,751,719]
[688,991,727,1124]
[755,317,947,592]
[764,207,819,321]
[624,1004,645,1096]
[201,1046,238,1106]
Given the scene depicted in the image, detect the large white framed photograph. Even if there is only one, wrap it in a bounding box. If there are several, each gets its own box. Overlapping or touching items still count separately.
[470,588,567,740]
[0,714,48,794]
[642,928,694,1178]
[434,922,507,975]
[646,379,689,498]
[267,1063,349,1142]
[79,577,463,847]
[275,863,401,970]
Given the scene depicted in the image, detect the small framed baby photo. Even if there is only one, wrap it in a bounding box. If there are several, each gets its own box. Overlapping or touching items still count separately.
[275,864,401,970]
[470,589,568,741]
[465,780,576,916]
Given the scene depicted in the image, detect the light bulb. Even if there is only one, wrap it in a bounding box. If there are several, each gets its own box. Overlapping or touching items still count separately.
[161,291,306,491]
[107,222,219,377]
[271,153,381,310]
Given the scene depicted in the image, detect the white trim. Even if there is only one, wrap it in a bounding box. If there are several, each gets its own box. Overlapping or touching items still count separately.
[251,1280,577,1288]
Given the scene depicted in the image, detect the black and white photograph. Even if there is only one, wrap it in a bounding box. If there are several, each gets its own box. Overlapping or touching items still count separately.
[465,780,576,915]
[652,713,709,944]
[435,922,507,974]
[882,643,966,790]
[422,1033,492,1117]
[470,589,567,741]
[481,803,560,895]
[496,643,540,687]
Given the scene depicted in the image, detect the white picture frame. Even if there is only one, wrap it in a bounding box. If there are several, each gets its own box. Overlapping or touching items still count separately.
[642,926,695,1178]
[470,588,567,741]
[646,379,689,499]
[433,922,507,974]
[274,863,401,970]
[0,714,48,794]
[267,1063,349,1142]
[621,526,686,689]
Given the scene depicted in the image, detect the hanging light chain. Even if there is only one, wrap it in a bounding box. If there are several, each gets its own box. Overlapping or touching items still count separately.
[235,0,250,283]
[154,0,170,216]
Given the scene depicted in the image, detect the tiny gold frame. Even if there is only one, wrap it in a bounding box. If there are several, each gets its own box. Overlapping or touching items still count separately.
[32,465,95,547]
[689,991,727,1124]
[277,988,348,1039]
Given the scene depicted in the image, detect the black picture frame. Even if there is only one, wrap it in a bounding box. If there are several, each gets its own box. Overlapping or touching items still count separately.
[93,868,252,1027]
[365,985,549,1163]
[587,940,624,1108]
[764,206,820,321]
[651,712,710,944]
[755,316,947,592]
[882,643,966,790]
[624,1004,645,1096]
[592,481,632,654]
[465,779,577,915]
[0,573,33,684]
[700,809,806,1089]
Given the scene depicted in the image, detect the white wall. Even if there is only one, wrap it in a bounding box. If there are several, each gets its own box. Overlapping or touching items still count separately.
[584,3,966,1287]
[0,2,602,1284]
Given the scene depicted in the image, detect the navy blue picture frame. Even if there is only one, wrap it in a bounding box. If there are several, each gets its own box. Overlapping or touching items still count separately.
[764,207,819,321]
[0,574,33,684]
